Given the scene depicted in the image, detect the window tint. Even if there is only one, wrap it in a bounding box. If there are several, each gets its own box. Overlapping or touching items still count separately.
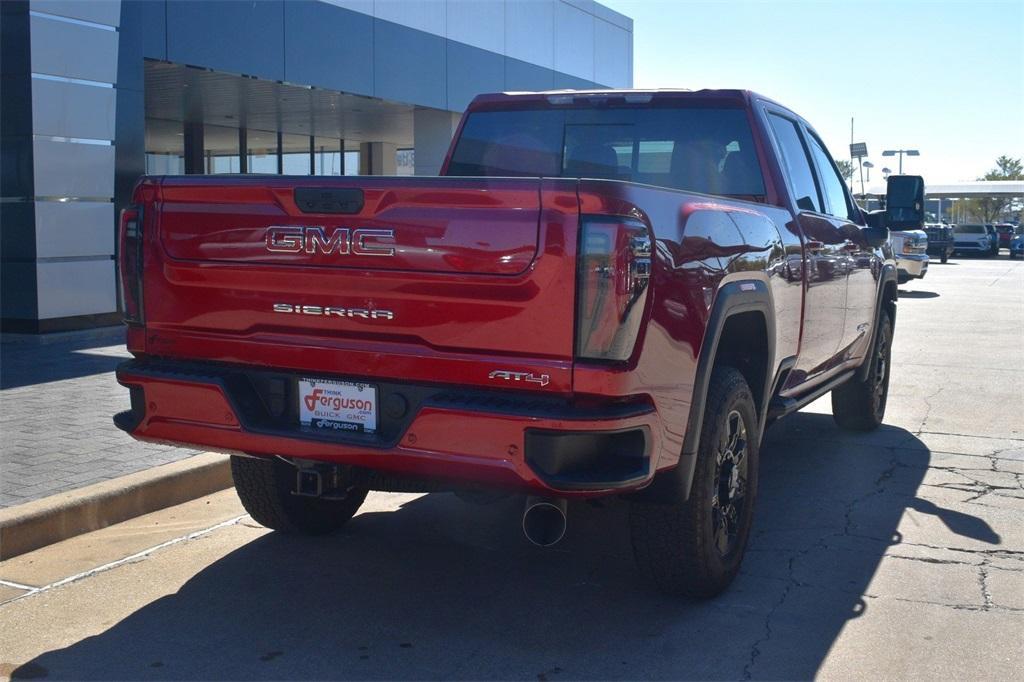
[446,110,565,177]
[807,134,852,219]
[767,114,820,213]
[446,106,765,197]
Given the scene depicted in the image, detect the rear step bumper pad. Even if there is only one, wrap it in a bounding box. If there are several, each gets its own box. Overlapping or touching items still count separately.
[114,360,659,495]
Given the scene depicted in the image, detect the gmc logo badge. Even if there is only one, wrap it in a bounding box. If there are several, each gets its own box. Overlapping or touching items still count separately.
[266,226,395,257]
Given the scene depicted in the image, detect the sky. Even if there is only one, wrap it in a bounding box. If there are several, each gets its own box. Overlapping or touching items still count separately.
[601,0,1024,185]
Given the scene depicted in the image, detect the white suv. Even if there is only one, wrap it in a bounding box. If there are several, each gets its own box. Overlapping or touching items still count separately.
[953,224,996,256]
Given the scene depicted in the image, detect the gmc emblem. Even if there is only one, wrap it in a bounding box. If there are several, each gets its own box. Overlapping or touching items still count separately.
[266,226,395,256]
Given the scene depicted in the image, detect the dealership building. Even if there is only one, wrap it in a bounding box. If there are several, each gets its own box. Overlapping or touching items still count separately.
[1,0,633,332]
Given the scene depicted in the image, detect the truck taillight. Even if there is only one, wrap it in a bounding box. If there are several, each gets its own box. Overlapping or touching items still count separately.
[576,217,652,362]
[119,206,144,324]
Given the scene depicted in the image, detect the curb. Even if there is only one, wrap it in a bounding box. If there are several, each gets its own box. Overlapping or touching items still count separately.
[0,453,232,560]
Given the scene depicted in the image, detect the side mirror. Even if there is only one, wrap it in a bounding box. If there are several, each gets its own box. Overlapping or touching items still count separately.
[885,174,926,230]
[861,209,889,247]
[863,225,889,247]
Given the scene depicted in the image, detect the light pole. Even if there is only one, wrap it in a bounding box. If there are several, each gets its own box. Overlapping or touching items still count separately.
[863,161,874,183]
[881,149,920,174]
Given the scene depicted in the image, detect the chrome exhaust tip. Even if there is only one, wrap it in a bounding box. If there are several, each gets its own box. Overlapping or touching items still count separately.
[522,496,568,547]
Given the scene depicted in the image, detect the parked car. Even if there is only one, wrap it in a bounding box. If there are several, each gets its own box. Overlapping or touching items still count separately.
[954,224,996,256]
[891,229,929,283]
[923,222,954,263]
[1010,229,1024,259]
[114,89,921,598]
[995,223,1016,250]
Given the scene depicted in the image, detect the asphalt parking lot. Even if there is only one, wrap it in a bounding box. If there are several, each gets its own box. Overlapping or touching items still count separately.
[1,255,1022,680]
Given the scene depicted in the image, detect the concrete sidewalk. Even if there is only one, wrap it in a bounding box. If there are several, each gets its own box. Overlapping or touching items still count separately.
[0,328,200,508]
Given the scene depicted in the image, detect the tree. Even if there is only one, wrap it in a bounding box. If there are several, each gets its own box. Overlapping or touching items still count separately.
[977,156,1022,222]
[836,159,854,188]
[954,156,1023,223]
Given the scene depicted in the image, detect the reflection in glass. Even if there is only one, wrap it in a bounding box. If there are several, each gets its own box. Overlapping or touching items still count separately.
[282,133,310,175]
[145,118,184,174]
[247,128,277,174]
[203,124,240,174]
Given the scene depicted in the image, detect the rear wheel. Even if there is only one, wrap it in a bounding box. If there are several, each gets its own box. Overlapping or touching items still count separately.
[940,252,948,264]
[832,308,892,431]
[630,367,759,598]
[231,455,368,534]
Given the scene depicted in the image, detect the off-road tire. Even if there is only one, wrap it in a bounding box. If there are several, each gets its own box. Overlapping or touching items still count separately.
[630,366,759,598]
[831,308,892,431]
[231,455,368,534]
[940,253,948,264]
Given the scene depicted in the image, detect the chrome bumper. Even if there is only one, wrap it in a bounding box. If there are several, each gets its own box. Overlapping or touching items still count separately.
[896,253,928,278]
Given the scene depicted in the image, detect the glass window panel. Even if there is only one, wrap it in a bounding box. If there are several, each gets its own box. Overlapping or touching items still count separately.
[344,151,360,176]
[807,134,852,219]
[203,124,240,174]
[247,128,277,174]
[281,133,310,175]
[447,107,765,196]
[145,118,184,174]
[396,149,415,176]
[767,114,821,212]
[313,137,342,175]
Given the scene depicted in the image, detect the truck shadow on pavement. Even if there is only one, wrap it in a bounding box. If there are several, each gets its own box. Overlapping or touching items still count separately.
[13,413,1000,680]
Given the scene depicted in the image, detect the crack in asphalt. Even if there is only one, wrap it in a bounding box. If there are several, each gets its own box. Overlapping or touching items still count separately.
[744,449,905,679]
[914,387,944,437]
[978,559,994,611]
[916,430,1024,442]
[742,431,1024,677]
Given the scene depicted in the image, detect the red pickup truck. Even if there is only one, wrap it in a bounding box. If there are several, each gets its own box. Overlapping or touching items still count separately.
[115,89,925,597]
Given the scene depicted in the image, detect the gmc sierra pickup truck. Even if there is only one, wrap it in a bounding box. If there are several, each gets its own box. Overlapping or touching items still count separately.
[115,89,925,597]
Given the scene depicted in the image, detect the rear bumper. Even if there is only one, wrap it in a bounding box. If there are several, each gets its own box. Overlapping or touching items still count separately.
[114,359,660,496]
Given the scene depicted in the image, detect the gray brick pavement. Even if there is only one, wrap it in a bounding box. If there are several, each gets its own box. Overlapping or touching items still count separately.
[0,329,201,508]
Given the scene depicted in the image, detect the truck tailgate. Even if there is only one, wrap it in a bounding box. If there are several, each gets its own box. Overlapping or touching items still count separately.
[140,176,578,392]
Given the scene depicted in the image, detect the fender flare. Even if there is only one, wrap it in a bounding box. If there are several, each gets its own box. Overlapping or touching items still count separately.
[634,279,776,504]
[857,263,899,382]
[682,279,777,457]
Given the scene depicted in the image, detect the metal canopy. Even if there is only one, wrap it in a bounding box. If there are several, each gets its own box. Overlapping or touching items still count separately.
[861,180,1024,199]
[144,60,417,152]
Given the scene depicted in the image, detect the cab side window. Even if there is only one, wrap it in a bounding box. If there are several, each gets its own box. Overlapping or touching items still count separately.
[807,134,853,220]
[767,113,821,213]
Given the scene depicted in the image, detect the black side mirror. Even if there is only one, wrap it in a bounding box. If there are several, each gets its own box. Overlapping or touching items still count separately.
[885,175,926,230]
[863,225,889,247]
[796,195,816,212]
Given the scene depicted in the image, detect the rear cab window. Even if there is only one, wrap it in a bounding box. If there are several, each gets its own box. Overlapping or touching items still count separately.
[446,105,766,199]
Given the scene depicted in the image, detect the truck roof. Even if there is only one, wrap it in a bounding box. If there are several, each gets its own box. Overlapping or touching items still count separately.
[468,88,783,110]
[464,88,804,136]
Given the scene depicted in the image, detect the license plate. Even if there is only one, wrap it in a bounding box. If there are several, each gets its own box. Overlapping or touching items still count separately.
[298,378,377,434]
